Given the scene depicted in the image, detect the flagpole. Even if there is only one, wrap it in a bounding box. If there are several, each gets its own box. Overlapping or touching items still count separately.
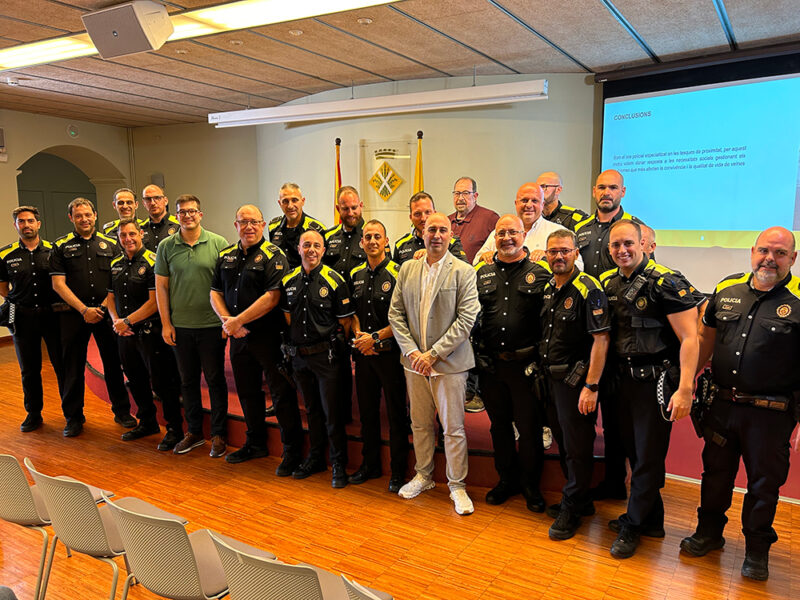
[413,130,424,193]
[334,137,342,225]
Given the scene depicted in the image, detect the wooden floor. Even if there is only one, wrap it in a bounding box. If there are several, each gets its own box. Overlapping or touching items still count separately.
[0,344,798,600]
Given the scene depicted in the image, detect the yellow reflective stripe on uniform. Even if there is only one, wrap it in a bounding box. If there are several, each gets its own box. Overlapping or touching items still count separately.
[55,232,76,247]
[282,265,302,286]
[97,232,117,245]
[714,273,750,294]
[621,212,634,221]
[386,261,400,278]
[42,240,53,249]
[143,251,156,266]
[577,272,602,292]
[599,267,617,284]
[268,218,282,232]
[571,213,583,223]
[350,262,367,279]
[474,261,486,272]
[571,276,590,299]
[0,241,20,259]
[319,265,342,289]
[325,224,342,240]
[110,255,124,267]
[218,244,237,258]
[646,258,675,275]
[259,240,279,259]
[394,232,413,250]
[785,276,800,301]
[103,220,118,233]
[534,259,551,271]
[574,215,595,232]
[305,216,326,231]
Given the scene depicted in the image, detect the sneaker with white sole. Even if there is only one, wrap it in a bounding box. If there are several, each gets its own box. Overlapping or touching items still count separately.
[397,473,435,499]
[450,488,474,515]
[543,426,553,450]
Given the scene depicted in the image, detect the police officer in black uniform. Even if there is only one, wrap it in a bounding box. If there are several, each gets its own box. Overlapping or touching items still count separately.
[0,206,65,432]
[141,184,180,252]
[268,182,326,269]
[575,170,647,502]
[474,214,551,512]
[210,204,304,473]
[51,198,136,437]
[537,172,588,231]
[540,229,611,540]
[600,220,698,559]
[103,188,147,241]
[393,192,466,265]
[281,229,354,488]
[107,219,184,448]
[680,226,800,581]
[348,219,409,492]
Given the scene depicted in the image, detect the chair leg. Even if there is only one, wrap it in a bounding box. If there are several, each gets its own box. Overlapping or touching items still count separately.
[123,554,137,586]
[121,573,136,600]
[38,535,59,600]
[97,557,119,600]
[65,545,72,558]
[32,527,49,600]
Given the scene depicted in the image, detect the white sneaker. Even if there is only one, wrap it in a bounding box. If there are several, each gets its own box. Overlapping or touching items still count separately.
[543,426,553,450]
[398,473,435,499]
[450,488,474,515]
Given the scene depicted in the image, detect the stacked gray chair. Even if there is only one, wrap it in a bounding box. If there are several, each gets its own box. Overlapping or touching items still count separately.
[341,576,388,600]
[210,531,393,600]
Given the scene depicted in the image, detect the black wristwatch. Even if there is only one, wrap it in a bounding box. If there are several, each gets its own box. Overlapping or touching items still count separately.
[371,331,380,342]
[584,382,599,392]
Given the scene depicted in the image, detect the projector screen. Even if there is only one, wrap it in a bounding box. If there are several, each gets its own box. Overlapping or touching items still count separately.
[602,74,800,291]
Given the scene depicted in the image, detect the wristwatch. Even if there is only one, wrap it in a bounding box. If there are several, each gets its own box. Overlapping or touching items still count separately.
[371,331,380,342]
[430,348,439,360]
[584,382,599,392]
[123,317,132,327]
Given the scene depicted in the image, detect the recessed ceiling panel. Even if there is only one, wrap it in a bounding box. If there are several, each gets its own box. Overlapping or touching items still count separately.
[726,0,800,48]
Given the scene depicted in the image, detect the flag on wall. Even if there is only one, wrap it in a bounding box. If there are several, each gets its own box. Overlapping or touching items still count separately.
[334,137,342,225]
[413,130,423,193]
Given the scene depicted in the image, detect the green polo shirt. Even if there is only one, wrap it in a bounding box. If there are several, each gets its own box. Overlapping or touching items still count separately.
[155,227,228,328]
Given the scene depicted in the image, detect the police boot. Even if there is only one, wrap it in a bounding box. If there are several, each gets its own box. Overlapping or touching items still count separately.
[741,552,769,581]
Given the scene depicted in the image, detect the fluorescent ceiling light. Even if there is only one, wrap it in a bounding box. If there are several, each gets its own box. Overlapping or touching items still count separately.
[209,79,549,127]
[0,0,396,71]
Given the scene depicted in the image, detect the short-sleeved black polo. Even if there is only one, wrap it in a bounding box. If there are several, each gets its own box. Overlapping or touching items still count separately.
[349,257,399,334]
[109,247,156,319]
[0,239,58,309]
[50,230,120,306]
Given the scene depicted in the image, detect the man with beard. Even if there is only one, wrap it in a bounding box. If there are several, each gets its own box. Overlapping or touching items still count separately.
[0,206,65,432]
[393,192,466,265]
[447,176,499,263]
[679,227,800,582]
[141,184,180,252]
[537,172,588,231]
[103,188,146,240]
[601,220,698,559]
[268,183,326,269]
[473,214,551,511]
[541,229,610,539]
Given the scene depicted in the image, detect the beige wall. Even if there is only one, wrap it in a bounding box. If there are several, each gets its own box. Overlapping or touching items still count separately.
[131,123,258,243]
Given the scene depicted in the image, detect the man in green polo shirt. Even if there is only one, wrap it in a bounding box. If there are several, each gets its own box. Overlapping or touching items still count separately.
[155,194,229,458]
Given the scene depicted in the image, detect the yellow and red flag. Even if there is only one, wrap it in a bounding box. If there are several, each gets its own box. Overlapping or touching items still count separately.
[413,130,423,193]
[334,137,342,224]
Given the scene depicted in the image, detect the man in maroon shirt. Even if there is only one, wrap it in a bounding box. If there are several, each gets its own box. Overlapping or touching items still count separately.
[448,177,499,264]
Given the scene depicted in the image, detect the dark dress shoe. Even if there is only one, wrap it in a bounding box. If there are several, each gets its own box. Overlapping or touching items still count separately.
[276,456,301,477]
[226,445,268,464]
[349,465,382,485]
[63,420,84,438]
[546,501,595,519]
[590,480,627,501]
[522,487,545,513]
[157,429,182,451]
[741,552,769,581]
[610,527,640,559]
[485,480,521,505]
[331,463,348,488]
[679,534,725,557]
[388,475,405,493]
[292,458,327,479]
[265,404,276,418]
[121,422,160,441]
[114,414,138,428]
[20,414,43,432]
[549,507,582,541]
[609,518,665,538]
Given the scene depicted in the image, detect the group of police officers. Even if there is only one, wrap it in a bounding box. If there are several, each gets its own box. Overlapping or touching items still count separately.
[1,169,798,582]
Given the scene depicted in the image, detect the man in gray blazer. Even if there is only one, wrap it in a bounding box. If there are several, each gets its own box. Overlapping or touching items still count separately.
[388,212,480,515]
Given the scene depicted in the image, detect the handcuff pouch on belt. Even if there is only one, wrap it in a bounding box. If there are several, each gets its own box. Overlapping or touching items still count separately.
[0,301,15,334]
[524,360,548,402]
[691,368,727,446]
[277,333,297,389]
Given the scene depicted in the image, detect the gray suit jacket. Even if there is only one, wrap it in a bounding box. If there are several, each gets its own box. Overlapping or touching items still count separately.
[388,252,479,373]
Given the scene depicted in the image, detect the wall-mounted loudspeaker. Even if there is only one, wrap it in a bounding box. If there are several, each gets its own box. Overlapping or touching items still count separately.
[81,1,174,60]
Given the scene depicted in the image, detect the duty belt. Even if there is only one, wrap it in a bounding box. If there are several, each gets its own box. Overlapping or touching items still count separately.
[494,346,536,362]
[294,341,331,356]
[715,387,791,412]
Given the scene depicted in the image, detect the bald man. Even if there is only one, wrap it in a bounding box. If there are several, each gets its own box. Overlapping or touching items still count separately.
[538,172,588,231]
[680,227,800,582]
[141,184,180,252]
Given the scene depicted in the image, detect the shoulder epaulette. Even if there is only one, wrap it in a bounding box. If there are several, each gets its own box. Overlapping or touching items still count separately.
[570,212,584,223]
[167,214,180,225]
[394,232,413,249]
[102,220,118,233]
[41,240,53,249]
[599,267,617,285]
[325,224,342,240]
[786,276,800,300]
[55,232,75,247]
[319,264,344,289]
[386,260,400,278]
[304,215,326,232]
[534,259,551,272]
[0,241,20,259]
[143,250,157,267]
[219,244,238,258]
[97,232,118,245]
[574,215,595,232]
[474,261,487,272]
[268,216,283,231]
[259,240,283,259]
[573,272,603,297]
[110,255,124,267]
[282,265,302,286]
[714,273,749,294]
[350,262,368,279]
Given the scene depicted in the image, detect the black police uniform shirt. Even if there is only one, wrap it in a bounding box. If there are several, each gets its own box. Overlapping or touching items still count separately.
[211,238,288,335]
[103,218,150,248]
[280,263,354,346]
[349,257,400,335]
[50,230,120,306]
[704,271,800,394]
[574,208,645,278]
[324,219,366,283]
[108,247,156,321]
[474,250,551,353]
[540,268,611,367]
[601,257,696,360]
[142,213,180,252]
[268,213,326,270]
[544,201,589,232]
[0,239,60,310]
[392,230,467,265]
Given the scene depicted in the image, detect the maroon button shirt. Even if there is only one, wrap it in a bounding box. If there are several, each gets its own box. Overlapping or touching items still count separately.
[448,204,500,263]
